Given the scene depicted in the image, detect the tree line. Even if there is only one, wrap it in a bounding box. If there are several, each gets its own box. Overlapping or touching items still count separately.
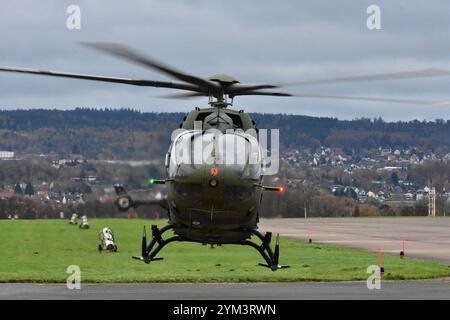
[1,109,450,160]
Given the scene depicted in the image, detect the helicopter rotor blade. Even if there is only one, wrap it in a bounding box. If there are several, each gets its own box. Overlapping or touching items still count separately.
[2,44,449,105]
[157,88,286,99]
[430,101,450,107]
[233,90,444,105]
[291,93,439,105]
[231,90,292,97]
[79,42,218,92]
[277,68,450,87]
[159,86,287,99]
[0,66,205,92]
[157,92,206,99]
[225,83,279,95]
[224,68,450,95]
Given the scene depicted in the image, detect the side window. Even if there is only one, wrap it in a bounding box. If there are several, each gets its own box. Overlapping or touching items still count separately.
[165,141,173,176]
[165,142,172,168]
[167,140,179,178]
[167,132,195,178]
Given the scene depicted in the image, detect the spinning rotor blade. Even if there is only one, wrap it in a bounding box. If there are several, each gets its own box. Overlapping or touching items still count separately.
[0,66,204,92]
[225,68,450,96]
[431,101,450,107]
[2,43,449,105]
[233,90,441,105]
[79,42,218,92]
[225,83,278,95]
[278,68,450,87]
[232,90,292,97]
[158,92,206,99]
[292,93,438,105]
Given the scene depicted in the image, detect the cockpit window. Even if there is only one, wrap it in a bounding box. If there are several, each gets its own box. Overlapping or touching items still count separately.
[167,130,262,180]
[215,133,261,179]
[168,131,202,178]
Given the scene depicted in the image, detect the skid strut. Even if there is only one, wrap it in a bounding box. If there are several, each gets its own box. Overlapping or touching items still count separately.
[243,229,289,271]
[132,224,180,263]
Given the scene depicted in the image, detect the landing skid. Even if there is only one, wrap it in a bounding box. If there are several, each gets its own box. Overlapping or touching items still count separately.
[245,229,290,271]
[132,224,289,271]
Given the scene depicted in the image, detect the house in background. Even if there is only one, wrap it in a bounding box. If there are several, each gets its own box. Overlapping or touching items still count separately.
[0,151,14,159]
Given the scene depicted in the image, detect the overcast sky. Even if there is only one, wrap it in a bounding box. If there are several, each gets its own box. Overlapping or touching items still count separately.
[1,0,450,121]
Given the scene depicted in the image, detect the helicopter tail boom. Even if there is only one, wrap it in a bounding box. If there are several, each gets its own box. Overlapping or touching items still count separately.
[114,184,167,211]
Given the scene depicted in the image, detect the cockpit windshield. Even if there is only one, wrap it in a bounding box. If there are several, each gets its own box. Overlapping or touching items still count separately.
[167,130,262,180]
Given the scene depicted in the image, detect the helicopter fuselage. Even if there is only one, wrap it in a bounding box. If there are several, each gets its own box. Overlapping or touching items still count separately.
[165,166,263,244]
[163,107,265,244]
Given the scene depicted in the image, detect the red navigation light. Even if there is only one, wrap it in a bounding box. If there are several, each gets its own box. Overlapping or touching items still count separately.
[210,166,219,177]
[279,186,285,192]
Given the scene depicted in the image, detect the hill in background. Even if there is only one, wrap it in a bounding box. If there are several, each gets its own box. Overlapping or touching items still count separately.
[1,108,449,159]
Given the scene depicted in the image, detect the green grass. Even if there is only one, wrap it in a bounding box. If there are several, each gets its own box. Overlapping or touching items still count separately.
[0,219,448,283]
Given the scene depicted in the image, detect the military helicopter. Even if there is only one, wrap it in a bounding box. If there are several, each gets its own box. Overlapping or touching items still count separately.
[1,43,449,270]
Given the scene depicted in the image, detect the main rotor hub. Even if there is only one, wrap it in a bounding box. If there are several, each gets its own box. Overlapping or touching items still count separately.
[209,100,232,108]
[207,74,240,85]
[208,92,233,108]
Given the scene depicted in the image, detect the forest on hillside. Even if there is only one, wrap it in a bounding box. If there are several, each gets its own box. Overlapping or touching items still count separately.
[1,108,450,159]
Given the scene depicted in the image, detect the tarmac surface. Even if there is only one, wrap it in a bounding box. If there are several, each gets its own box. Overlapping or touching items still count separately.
[260,217,450,264]
[0,279,449,300]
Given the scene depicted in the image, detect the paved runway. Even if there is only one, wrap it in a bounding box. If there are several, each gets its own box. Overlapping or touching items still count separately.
[0,279,449,300]
[260,217,450,264]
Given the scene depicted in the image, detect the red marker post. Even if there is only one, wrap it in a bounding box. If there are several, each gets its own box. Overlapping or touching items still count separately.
[307,227,312,243]
[400,238,406,259]
[378,247,385,275]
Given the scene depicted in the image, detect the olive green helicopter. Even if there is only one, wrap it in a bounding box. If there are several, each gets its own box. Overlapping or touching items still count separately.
[1,43,449,270]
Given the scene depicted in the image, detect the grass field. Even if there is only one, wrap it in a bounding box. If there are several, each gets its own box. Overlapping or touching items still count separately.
[0,219,448,283]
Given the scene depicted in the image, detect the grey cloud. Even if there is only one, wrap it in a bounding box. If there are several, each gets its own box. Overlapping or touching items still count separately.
[0,0,450,121]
